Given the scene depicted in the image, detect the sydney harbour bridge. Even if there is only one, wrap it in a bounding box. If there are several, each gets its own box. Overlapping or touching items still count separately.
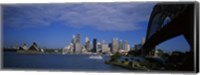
[140,3,195,56]
[137,3,197,71]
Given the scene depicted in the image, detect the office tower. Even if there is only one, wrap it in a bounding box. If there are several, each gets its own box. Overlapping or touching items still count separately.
[108,43,112,49]
[85,37,90,51]
[101,40,106,52]
[85,41,91,51]
[89,43,93,51]
[101,44,106,52]
[76,34,81,43]
[72,35,76,44]
[71,35,76,52]
[92,38,97,52]
[74,34,81,53]
[102,44,110,53]
[75,43,81,53]
[119,40,123,50]
[85,37,89,43]
[112,38,118,53]
[97,42,101,52]
[127,44,130,51]
[124,40,129,51]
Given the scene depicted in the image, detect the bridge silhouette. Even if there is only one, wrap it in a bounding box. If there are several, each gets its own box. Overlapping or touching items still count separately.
[140,3,195,55]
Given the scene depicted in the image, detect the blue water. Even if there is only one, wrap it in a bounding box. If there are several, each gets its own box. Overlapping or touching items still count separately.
[3,51,130,72]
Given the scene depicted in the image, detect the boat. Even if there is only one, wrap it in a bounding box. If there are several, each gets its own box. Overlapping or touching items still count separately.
[89,55,103,59]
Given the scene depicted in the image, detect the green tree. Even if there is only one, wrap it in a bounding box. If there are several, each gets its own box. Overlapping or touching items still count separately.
[110,52,121,62]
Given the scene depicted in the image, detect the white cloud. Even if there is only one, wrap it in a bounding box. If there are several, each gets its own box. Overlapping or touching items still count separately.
[3,3,156,31]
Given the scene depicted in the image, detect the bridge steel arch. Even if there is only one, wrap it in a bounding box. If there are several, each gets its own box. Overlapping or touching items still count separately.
[141,3,195,55]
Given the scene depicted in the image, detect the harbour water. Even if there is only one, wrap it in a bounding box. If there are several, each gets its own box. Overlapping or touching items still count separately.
[3,51,131,72]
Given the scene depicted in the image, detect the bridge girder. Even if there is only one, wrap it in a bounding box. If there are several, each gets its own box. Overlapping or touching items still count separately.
[141,3,194,55]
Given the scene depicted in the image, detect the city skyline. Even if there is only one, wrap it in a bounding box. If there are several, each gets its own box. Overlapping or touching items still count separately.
[3,3,190,52]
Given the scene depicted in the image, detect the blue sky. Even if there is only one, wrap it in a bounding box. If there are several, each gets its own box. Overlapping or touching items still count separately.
[2,3,190,52]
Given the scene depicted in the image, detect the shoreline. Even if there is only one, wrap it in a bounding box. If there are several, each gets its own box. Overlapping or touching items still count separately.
[4,50,111,56]
[105,61,149,71]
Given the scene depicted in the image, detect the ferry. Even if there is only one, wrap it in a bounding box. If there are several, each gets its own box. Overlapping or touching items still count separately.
[89,55,103,59]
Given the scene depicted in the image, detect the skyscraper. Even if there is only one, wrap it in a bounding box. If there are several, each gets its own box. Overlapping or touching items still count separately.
[71,35,76,52]
[124,40,129,51]
[92,38,97,52]
[76,34,81,43]
[127,44,130,51]
[119,40,123,50]
[74,34,81,53]
[75,43,81,53]
[89,43,93,51]
[97,42,101,52]
[101,41,110,53]
[85,37,90,51]
[85,37,89,43]
[72,35,76,44]
[112,38,118,53]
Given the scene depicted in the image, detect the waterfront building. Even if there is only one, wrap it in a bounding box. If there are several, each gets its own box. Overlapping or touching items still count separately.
[76,34,81,43]
[19,43,28,50]
[71,35,76,52]
[89,43,93,51]
[134,44,142,50]
[22,43,28,50]
[81,46,87,53]
[127,44,130,51]
[72,35,76,44]
[101,40,109,53]
[29,42,40,51]
[119,40,123,50]
[19,47,23,50]
[134,37,146,51]
[154,49,163,57]
[75,43,81,53]
[97,42,102,52]
[63,43,74,54]
[92,38,97,52]
[63,46,70,54]
[70,43,74,53]
[74,34,82,54]
[101,44,110,53]
[85,37,90,51]
[112,38,118,53]
[124,40,129,51]
[108,43,112,49]
[85,41,91,51]
[85,37,89,43]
